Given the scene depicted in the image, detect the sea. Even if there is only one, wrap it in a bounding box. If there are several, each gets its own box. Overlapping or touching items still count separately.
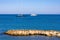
[0,14,60,40]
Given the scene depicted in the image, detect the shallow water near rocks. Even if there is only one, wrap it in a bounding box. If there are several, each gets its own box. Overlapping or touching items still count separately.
[0,34,60,40]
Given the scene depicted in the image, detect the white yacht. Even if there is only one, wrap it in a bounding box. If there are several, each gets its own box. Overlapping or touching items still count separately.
[30,14,37,16]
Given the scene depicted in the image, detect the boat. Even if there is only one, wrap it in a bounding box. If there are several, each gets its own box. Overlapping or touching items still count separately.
[17,14,23,17]
[30,14,37,16]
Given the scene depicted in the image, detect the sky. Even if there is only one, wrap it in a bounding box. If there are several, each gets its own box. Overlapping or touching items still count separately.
[0,0,60,14]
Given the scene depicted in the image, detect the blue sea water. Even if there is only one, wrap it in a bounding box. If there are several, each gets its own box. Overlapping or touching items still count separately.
[0,14,60,40]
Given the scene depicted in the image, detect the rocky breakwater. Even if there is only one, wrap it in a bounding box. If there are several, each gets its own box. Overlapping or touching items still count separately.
[4,30,60,37]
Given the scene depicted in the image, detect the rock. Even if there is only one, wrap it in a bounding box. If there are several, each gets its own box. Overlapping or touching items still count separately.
[56,33,60,37]
[4,30,60,37]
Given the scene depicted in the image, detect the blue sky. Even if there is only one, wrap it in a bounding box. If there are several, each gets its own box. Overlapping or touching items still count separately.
[0,0,60,14]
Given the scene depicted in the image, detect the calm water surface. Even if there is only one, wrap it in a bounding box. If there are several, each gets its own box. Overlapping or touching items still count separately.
[0,14,60,40]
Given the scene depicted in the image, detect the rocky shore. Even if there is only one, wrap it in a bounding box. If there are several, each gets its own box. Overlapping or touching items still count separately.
[4,30,60,37]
